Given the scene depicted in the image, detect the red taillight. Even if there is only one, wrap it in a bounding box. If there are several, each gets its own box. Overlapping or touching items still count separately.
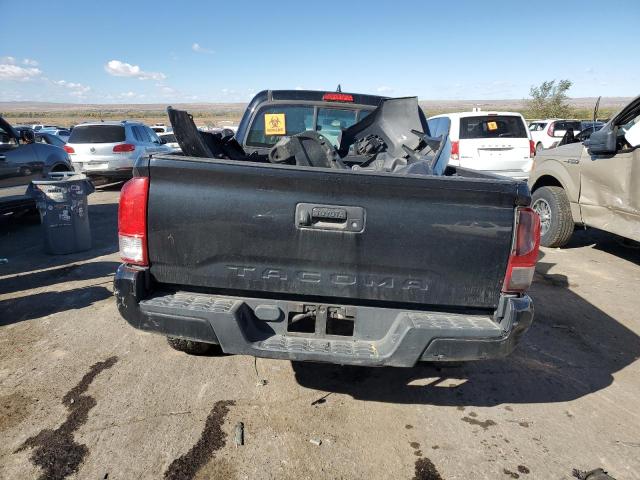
[529,140,536,157]
[502,207,540,293]
[450,141,459,160]
[546,122,555,137]
[113,143,136,153]
[322,93,354,102]
[63,145,75,154]
[118,177,149,266]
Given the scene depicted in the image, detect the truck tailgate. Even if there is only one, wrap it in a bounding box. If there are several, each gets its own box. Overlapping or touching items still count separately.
[146,156,526,310]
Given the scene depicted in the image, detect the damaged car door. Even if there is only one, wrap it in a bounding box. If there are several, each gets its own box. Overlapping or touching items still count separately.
[581,98,640,241]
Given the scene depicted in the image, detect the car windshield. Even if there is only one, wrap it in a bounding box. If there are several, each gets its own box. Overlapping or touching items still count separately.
[459,115,528,139]
[161,134,177,143]
[68,125,125,143]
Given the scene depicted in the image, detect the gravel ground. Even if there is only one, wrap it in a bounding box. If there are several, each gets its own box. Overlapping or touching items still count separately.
[1,187,639,480]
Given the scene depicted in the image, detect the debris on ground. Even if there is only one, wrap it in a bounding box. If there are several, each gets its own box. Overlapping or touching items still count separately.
[235,422,244,447]
[309,438,322,446]
[573,468,617,480]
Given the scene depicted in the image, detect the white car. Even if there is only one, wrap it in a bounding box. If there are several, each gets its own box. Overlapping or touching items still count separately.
[528,119,582,152]
[39,127,71,142]
[65,121,172,181]
[428,111,534,180]
[151,124,173,134]
[158,132,181,153]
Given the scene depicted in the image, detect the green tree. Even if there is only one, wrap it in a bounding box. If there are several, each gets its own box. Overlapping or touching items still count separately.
[527,79,574,118]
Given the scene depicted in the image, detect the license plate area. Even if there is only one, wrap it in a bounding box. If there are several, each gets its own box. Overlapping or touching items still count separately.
[287,304,355,337]
[83,162,109,171]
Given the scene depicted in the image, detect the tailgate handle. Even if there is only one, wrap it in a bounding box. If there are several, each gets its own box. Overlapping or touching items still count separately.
[296,203,364,232]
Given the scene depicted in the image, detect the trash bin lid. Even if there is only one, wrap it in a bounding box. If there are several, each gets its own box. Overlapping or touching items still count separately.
[31,172,88,184]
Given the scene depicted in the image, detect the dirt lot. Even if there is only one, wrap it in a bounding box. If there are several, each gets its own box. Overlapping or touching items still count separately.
[1,188,639,480]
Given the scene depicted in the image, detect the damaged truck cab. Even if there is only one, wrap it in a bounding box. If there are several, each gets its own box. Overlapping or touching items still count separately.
[114,90,540,367]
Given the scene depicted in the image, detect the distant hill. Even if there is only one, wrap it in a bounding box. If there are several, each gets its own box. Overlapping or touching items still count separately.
[0,97,631,127]
[0,97,631,112]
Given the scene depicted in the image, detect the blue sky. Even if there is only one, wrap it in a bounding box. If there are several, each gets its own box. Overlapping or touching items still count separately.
[1,0,638,104]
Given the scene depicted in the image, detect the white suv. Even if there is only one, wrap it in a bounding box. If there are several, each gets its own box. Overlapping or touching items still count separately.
[65,121,172,181]
[528,119,582,152]
[428,111,534,180]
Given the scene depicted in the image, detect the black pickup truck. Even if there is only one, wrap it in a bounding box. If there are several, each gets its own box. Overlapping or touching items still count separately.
[114,90,540,367]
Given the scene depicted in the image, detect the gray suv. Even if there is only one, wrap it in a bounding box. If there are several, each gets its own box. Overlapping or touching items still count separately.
[65,121,172,181]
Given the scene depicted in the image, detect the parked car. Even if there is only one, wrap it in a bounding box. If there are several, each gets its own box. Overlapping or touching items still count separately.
[39,128,71,142]
[428,111,534,180]
[35,132,67,148]
[0,116,73,216]
[151,124,173,134]
[64,121,172,182]
[157,132,181,153]
[30,124,59,132]
[529,95,640,247]
[528,119,583,152]
[113,91,539,366]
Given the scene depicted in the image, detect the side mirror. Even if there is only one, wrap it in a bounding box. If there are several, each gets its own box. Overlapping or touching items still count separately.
[587,126,616,154]
[624,122,640,148]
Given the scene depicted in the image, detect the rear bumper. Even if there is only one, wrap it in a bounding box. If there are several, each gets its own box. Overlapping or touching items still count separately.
[114,264,533,367]
[79,168,133,181]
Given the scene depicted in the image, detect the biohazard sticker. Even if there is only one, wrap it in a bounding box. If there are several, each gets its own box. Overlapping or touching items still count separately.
[487,121,498,131]
[264,113,286,135]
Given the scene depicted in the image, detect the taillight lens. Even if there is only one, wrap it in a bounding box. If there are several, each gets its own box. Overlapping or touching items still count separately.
[546,122,555,137]
[113,143,136,153]
[502,207,540,293]
[529,140,536,157]
[450,141,459,160]
[63,145,75,154]
[322,93,354,102]
[118,177,149,266]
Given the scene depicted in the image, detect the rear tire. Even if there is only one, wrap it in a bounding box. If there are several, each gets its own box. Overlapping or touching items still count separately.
[531,186,574,248]
[167,337,214,355]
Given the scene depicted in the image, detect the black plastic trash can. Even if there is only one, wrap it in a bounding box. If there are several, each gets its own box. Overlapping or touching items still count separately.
[27,172,95,254]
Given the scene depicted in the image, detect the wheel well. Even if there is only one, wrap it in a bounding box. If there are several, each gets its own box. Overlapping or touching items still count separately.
[531,175,563,192]
[51,163,72,172]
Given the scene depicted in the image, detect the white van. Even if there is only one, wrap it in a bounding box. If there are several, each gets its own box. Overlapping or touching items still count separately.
[428,111,535,179]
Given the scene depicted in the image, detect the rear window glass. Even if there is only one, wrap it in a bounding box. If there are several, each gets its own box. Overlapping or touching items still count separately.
[68,125,125,143]
[459,115,527,139]
[247,105,314,146]
[161,134,177,142]
[316,108,358,146]
[358,110,373,121]
[554,121,581,132]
